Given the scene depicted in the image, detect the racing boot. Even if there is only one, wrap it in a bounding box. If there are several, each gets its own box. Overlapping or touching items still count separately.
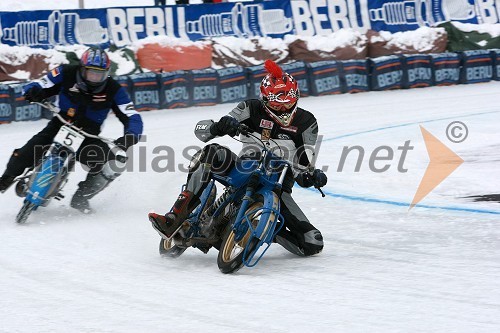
[0,175,16,193]
[70,172,113,214]
[149,190,197,238]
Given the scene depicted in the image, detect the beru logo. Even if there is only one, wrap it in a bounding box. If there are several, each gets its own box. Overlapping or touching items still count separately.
[135,91,159,105]
[0,104,12,118]
[15,104,40,121]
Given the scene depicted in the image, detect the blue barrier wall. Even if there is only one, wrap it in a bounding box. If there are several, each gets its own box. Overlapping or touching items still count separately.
[0,84,12,123]
[4,50,500,123]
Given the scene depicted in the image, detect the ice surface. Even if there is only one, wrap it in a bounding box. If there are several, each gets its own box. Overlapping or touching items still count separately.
[1,81,499,332]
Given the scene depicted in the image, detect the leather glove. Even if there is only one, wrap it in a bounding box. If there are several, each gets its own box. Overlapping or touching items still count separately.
[24,86,45,103]
[114,134,138,152]
[211,115,239,137]
[297,169,328,188]
[311,169,327,188]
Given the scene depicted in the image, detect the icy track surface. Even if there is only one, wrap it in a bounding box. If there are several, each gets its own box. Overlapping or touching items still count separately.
[1,83,499,332]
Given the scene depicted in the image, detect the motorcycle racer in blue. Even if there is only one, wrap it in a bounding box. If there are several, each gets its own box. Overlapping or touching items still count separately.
[0,47,143,213]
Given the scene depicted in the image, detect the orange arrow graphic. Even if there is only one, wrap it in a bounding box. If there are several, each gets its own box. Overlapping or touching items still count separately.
[410,126,464,210]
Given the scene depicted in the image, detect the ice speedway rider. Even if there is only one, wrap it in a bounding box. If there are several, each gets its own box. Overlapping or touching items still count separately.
[0,47,143,213]
[149,60,327,257]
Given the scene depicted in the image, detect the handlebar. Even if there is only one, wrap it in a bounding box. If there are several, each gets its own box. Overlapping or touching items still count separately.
[34,101,119,148]
[233,123,325,197]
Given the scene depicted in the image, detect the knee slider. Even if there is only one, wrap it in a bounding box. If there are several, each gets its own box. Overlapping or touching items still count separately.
[302,230,324,256]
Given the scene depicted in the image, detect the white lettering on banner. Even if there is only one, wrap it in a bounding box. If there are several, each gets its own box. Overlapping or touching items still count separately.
[327,0,349,30]
[377,71,403,88]
[194,86,217,100]
[477,0,498,23]
[0,104,12,118]
[135,91,159,105]
[108,9,131,46]
[108,7,187,47]
[408,68,432,82]
[128,8,145,43]
[435,68,459,82]
[466,66,492,80]
[291,0,370,35]
[298,79,309,92]
[311,0,331,35]
[146,7,165,36]
[221,85,247,102]
[164,87,189,103]
[15,105,41,121]
[315,76,340,93]
[345,74,367,87]
[291,1,315,35]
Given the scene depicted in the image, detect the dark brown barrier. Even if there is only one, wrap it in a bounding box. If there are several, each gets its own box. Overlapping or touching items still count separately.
[367,30,447,58]
[0,54,48,81]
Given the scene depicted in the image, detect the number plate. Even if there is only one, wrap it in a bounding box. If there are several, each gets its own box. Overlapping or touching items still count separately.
[54,126,85,151]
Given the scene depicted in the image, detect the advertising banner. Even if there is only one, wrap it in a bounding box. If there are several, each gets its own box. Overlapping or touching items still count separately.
[3,1,500,48]
[431,52,461,85]
[160,71,192,109]
[402,54,433,88]
[370,55,404,91]
[460,49,493,84]
[341,59,369,93]
[0,9,109,48]
[129,72,161,111]
[307,61,342,96]
[191,68,219,107]
[291,0,495,35]
[217,66,248,105]
[0,84,12,123]
[107,1,292,47]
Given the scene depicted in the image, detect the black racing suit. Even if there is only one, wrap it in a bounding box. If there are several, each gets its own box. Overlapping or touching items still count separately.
[189,99,324,257]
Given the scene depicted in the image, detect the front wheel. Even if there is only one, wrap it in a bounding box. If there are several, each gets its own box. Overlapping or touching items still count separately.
[16,200,36,224]
[217,199,265,274]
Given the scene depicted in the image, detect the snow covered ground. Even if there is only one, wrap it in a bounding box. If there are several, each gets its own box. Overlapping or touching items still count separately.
[1,81,499,332]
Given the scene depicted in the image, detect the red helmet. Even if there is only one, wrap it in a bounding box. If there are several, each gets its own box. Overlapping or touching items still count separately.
[260,60,299,127]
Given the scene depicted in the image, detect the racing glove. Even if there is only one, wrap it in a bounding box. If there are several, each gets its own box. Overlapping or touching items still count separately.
[114,134,139,152]
[211,115,239,137]
[24,86,45,103]
[297,169,328,188]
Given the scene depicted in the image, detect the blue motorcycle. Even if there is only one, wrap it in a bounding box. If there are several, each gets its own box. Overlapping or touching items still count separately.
[159,124,324,274]
[13,102,122,224]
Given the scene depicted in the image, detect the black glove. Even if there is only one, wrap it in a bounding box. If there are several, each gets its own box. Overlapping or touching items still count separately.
[114,134,138,152]
[297,169,327,188]
[311,169,327,188]
[24,86,45,103]
[211,116,239,137]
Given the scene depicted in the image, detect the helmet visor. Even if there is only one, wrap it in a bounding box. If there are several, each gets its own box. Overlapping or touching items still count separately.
[83,67,109,84]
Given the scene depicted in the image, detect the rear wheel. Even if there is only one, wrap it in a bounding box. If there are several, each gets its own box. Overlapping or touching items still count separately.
[16,200,36,224]
[217,198,265,274]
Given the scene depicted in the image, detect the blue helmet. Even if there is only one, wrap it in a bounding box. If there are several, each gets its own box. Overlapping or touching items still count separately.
[79,47,111,88]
